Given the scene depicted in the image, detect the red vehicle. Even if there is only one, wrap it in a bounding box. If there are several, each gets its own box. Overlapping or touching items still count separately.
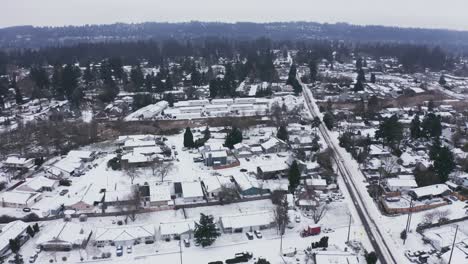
[300,224,321,237]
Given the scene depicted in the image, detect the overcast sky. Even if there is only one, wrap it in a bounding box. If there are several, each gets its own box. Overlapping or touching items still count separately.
[2,0,468,31]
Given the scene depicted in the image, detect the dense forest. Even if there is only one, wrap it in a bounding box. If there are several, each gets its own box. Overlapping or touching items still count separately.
[1,21,468,53]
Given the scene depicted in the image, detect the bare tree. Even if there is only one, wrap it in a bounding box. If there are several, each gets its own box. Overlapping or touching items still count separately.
[274,197,289,252]
[150,161,173,182]
[125,167,140,184]
[124,185,142,222]
[310,202,328,224]
[379,156,398,178]
[218,185,239,204]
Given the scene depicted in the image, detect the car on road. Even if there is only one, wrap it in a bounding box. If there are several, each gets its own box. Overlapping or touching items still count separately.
[254,230,262,238]
[23,208,31,212]
[183,239,190,247]
[116,246,123,257]
[246,232,254,240]
[126,246,132,254]
[295,215,301,223]
[59,189,69,196]
[171,145,175,149]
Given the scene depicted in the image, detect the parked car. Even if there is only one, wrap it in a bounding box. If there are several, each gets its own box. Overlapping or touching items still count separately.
[116,246,123,257]
[245,232,254,240]
[254,230,262,239]
[22,208,31,212]
[126,246,132,254]
[59,189,69,196]
[29,255,37,263]
[183,239,190,247]
[295,215,301,223]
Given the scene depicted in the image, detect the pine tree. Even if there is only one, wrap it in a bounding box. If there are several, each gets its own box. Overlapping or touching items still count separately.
[410,115,421,139]
[33,223,40,233]
[183,127,194,148]
[357,68,366,83]
[194,213,220,247]
[353,79,364,92]
[224,127,243,149]
[365,252,378,264]
[370,73,376,83]
[323,112,335,130]
[130,66,145,89]
[203,126,211,141]
[421,113,442,138]
[26,225,35,238]
[432,146,455,182]
[288,160,301,193]
[276,125,289,142]
[438,75,446,86]
[83,63,94,86]
[9,239,19,253]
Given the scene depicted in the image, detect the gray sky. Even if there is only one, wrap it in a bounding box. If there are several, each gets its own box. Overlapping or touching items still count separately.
[2,0,468,30]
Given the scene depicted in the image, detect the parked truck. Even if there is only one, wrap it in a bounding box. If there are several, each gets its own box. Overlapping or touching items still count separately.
[300,224,321,237]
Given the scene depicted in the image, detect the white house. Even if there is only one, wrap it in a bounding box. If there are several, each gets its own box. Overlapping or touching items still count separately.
[261,137,288,153]
[36,222,92,251]
[385,178,418,192]
[219,211,275,233]
[0,191,42,208]
[3,156,35,170]
[201,176,235,199]
[159,219,196,240]
[0,220,29,256]
[16,176,58,192]
[181,182,204,203]
[95,224,155,246]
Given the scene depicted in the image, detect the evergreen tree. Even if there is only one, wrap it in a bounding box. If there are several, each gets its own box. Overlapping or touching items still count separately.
[83,63,94,86]
[26,225,35,238]
[410,115,421,139]
[323,112,335,130]
[12,76,23,105]
[130,66,145,89]
[356,57,363,69]
[62,64,81,99]
[191,65,202,86]
[224,127,243,149]
[353,79,364,92]
[8,239,19,253]
[33,223,40,233]
[365,252,378,264]
[432,146,455,182]
[255,259,271,264]
[438,75,447,85]
[52,65,63,98]
[427,100,435,112]
[286,64,297,86]
[288,160,301,193]
[183,127,194,148]
[370,73,376,83]
[194,213,220,247]
[375,115,403,149]
[277,125,289,142]
[421,113,442,138]
[309,60,318,82]
[357,68,366,83]
[70,87,84,108]
[203,126,211,141]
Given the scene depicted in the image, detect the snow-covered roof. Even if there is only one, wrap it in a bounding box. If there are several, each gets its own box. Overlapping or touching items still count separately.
[150,184,172,202]
[386,178,418,188]
[369,145,390,156]
[0,221,28,252]
[220,211,274,229]
[18,176,56,192]
[305,179,327,187]
[36,222,91,246]
[124,101,168,121]
[202,176,233,193]
[121,152,149,163]
[159,219,195,236]
[181,182,203,198]
[314,251,359,264]
[4,156,33,166]
[410,184,450,198]
[124,139,156,148]
[257,162,289,173]
[232,174,259,190]
[67,150,94,160]
[261,137,285,150]
[95,224,155,242]
[0,191,41,205]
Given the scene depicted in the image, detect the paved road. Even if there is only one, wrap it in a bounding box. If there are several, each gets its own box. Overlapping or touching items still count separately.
[302,84,397,264]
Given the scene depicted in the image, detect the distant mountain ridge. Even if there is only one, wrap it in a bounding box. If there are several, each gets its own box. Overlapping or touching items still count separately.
[1,21,468,50]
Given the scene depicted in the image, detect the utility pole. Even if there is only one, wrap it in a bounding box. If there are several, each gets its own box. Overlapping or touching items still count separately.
[347,214,352,243]
[404,198,413,245]
[179,239,183,264]
[448,225,459,264]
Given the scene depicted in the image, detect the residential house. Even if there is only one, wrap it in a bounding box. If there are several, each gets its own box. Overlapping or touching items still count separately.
[36,222,92,251]
[233,143,253,158]
[180,182,204,203]
[219,211,275,233]
[0,191,42,208]
[0,221,29,256]
[232,174,268,196]
[3,156,35,170]
[64,184,104,212]
[385,178,418,193]
[257,163,289,179]
[159,219,196,240]
[95,224,155,246]
[409,184,451,201]
[16,176,58,192]
[201,176,235,199]
[261,136,288,153]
